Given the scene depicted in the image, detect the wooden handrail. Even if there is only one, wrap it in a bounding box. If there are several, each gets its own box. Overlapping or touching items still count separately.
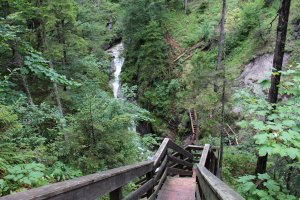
[197,167,244,200]
[199,144,210,167]
[0,138,194,200]
[153,138,169,168]
[195,144,244,200]
[0,161,153,200]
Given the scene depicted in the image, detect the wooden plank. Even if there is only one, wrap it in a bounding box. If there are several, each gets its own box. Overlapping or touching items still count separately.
[149,168,168,200]
[154,156,168,183]
[197,167,244,200]
[186,145,204,150]
[199,144,210,167]
[146,171,154,197]
[124,179,154,200]
[1,161,153,200]
[168,141,193,160]
[135,176,147,186]
[167,167,193,177]
[156,177,196,200]
[168,155,193,168]
[153,138,169,168]
[187,145,218,151]
[109,187,122,200]
[168,157,190,169]
[195,184,201,200]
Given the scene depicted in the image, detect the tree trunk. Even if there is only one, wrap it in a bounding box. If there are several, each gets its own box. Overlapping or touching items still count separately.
[49,61,64,116]
[214,0,226,93]
[35,0,45,51]
[0,1,10,18]
[12,43,35,106]
[217,0,227,179]
[49,61,68,141]
[255,0,291,175]
[184,0,188,14]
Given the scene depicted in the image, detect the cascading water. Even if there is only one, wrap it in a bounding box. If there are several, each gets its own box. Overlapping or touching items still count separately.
[107,43,150,158]
[109,43,124,98]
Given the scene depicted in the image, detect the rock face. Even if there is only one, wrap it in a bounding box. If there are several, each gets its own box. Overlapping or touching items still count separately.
[238,53,290,95]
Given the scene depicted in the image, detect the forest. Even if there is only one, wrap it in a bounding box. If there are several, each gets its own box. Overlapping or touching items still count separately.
[0,0,299,199]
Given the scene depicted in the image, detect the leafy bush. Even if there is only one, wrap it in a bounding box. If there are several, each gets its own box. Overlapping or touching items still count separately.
[235,64,300,197]
[223,147,256,187]
[237,174,296,200]
[3,163,47,193]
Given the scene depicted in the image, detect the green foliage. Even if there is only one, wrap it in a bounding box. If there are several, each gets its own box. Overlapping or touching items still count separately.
[237,174,296,200]
[227,0,263,46]
[223,147,256,187]
[235,65,300,197]
[235,65,300,168]
[47,161,82,182]
[23,52,80,86]
[4,163,47,190]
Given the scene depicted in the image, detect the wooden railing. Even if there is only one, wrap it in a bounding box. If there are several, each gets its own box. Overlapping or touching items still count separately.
[0,138,193,200]
[194,144,244,200]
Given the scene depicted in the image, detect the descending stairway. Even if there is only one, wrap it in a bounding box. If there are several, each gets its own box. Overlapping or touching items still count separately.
[0,139,244,200]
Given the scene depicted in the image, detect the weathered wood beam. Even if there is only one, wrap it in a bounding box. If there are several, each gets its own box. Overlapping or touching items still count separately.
[168,155,193,168]
[1,161,153,200]
[199,144,210,167]
[196,167,244,200]
[154,156,168,183]
[153,138,169,168]
[109,187,122,200]
[149,168,168,200]
[168,141,193,160]
[124,179,154,200]
[167,168,193,177]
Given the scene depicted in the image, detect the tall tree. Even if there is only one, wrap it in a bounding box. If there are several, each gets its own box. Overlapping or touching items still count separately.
[12,42,35,106]
[255,0,291,175]
[217,0,227,179]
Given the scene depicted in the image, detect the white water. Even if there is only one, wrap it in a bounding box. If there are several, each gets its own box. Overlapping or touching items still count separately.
[107,43,151,158]
[109,43,124,98]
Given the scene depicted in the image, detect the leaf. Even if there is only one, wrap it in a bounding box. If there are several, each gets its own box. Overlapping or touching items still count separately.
[29,171,44,180]
[282,120,296,127]
[254,133,269,144]
[20,177,32,186]
[258,146,272,156]
[238,175,256,183]
[254,190,268,198]
[264,179,280,192]
[250,120,266,130]
[279,132,294,142]
[257,173,270,180]
[285,148,300,159]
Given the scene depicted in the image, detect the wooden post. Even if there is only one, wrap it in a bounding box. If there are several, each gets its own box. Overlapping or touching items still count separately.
[146,171,154,197]
[179,154,185,177]
[109,187,122,200]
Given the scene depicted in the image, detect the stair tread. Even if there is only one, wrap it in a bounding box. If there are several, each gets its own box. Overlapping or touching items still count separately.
[156,177,196,200]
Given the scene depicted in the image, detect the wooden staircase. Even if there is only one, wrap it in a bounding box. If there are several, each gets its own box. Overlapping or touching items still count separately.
[189,109,198,143]
[0,139,244,200]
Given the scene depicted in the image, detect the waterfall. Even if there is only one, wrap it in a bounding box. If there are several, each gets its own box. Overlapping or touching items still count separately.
[108,43,124,98]
[107,43,150,158]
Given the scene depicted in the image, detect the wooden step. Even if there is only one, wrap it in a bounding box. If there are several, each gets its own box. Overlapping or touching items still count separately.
[156,177,196,200]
